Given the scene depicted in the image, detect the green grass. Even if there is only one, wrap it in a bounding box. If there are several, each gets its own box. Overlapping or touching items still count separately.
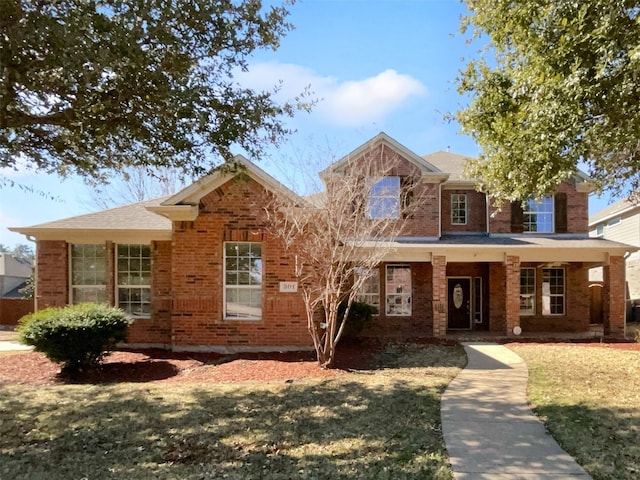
[509,344,640,480]
[0,343,465,480]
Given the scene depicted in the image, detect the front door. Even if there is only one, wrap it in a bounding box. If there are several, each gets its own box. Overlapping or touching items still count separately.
[447,278,471,330]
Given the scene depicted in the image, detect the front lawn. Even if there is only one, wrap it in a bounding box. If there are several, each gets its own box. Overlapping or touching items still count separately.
[509,344,640,480]
[0,343,465,480]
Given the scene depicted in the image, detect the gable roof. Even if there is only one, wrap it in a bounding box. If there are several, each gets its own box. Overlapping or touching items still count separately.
[9,196,172,242]
[589,196,640,227]
[148,154,302,221]
[422,150,475,184]
[319,132,449,182]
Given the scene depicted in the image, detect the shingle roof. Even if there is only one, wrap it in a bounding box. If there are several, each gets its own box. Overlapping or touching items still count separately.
[421,151,474,181]
[10,196,171,240]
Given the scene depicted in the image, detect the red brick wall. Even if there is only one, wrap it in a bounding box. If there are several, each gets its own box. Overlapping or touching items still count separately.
[604,256,626,336]
[441,190,487,233]
[0,298,34,325]
[432,256,447,337]
[127,240,172,345]
[488,179,589,234]
[363,262,434,338]
[518,263,591,332]
[36,240,68,309]
[169,176,310,348]
[505,256,521,336]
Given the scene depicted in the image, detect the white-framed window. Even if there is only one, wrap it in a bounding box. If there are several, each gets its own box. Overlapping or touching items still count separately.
[355,267,380,312]
[520,268,536,315]
[224,242,262,320]
[367,176,400,219]
[542,268,565,315]
[595,225,604,237]
[116,244,151,318]
[451,193,467,225]
[524,196,554,233]
[70,244,107,304]
[385,265,411,316]
[607,217,621,227]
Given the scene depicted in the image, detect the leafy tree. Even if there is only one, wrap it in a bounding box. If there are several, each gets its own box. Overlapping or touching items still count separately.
[1,0,306,184]
[457,0,640,202]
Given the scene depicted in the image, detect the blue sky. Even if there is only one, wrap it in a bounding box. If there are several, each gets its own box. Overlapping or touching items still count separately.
[0,0,612,247]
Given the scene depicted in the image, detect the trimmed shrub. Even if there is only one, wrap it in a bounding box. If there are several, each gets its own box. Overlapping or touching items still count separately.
[338,301,377,342]
[17,303,131,374]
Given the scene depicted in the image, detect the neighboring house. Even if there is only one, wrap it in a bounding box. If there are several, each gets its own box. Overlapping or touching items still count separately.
[10,133,634,351]
[589,198,640,305]
[0,253,34,326]
[0,253,32,298]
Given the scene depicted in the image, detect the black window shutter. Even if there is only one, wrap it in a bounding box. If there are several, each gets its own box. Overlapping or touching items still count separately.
[511,201,524,233]
[555,192,568,233]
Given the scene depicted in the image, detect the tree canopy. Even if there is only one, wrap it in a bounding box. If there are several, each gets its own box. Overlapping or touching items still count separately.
[457,0,640,202]
[1,0,304,183]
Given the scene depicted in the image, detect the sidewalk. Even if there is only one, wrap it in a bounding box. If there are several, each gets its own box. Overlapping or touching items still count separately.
[0,330,31,352]
[441,342,591,479]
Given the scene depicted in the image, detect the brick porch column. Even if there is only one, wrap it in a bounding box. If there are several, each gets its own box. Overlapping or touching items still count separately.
[603,255,625,336]
[505,255,521,336]
[432,255,447,338]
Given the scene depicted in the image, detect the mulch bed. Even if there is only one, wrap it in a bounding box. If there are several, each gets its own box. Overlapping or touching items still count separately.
[1,337,638,386]
[0,341,383,386]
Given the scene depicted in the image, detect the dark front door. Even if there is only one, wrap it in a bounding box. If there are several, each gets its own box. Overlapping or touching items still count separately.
[448,278,471,330]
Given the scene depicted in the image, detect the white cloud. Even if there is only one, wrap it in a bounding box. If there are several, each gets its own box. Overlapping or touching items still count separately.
[235,62,427,127]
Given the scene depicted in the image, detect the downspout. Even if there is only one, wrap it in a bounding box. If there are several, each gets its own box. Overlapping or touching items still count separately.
[485,193,490,236]
[438,181,443,239]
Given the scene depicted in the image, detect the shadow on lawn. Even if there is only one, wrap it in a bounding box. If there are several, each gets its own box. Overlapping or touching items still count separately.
[532,402,640,480]
[0,346,463,479]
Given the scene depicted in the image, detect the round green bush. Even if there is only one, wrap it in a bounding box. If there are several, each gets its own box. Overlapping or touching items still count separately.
[17,303,131,374]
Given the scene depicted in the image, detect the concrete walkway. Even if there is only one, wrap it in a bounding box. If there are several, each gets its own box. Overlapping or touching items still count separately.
[0,330,31,351]
[441,342,591,479]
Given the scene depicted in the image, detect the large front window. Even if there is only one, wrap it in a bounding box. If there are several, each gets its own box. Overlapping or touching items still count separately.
[355,268,380,311]
[367,176,400,219]
[520,268,535,315]
[224,242,262,320]
[117,244,151,317]
[70,244,107,303]
[542,268,565,315]
[385,265,411,316]
[524,196,554,233]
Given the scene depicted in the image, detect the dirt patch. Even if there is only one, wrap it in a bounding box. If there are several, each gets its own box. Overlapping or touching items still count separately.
[0,342,383,385]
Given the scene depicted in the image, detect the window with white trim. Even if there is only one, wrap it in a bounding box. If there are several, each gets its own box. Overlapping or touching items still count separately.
[355,268,380,312]
[70,244,107,304]
[524,196,554,233]
[224,242,262,320]
[451,193,467,225]
[595,225,604,237]
[520,268,535,315]
[385,265,411,316]
[367,176,400,219]
[117,244,151,317]
[542,268,565,315]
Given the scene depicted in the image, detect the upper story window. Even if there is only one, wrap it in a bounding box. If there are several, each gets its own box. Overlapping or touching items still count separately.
[224,242,262,320]
[117,244,151,318]
[451,193,467,225]
[607,217,621,227]
[595,225,604,237]
[367,176,400,219]
[524,196,554,233]
[70,244,107,304]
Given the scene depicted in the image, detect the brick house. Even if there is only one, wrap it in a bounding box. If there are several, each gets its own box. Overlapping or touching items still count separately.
[11,133,634,351]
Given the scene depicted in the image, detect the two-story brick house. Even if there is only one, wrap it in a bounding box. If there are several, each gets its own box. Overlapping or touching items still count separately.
[11,133,633,351]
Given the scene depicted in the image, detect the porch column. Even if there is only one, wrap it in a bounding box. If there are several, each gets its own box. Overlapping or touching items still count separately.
[432,255,447,338]
[505,255,521,336]
[603,255,625,336]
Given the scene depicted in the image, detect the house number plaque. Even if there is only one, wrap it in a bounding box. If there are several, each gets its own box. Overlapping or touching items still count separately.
[280,281,298,293]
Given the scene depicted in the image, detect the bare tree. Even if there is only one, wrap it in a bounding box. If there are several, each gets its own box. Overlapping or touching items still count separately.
[85,166,189,209]
[265,146,422,368]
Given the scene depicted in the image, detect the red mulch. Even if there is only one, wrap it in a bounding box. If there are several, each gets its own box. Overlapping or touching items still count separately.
[0,342,382,386]
[1,338,638,386]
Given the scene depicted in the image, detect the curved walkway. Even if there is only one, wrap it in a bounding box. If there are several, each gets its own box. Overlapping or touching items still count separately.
[441,342,591,479]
